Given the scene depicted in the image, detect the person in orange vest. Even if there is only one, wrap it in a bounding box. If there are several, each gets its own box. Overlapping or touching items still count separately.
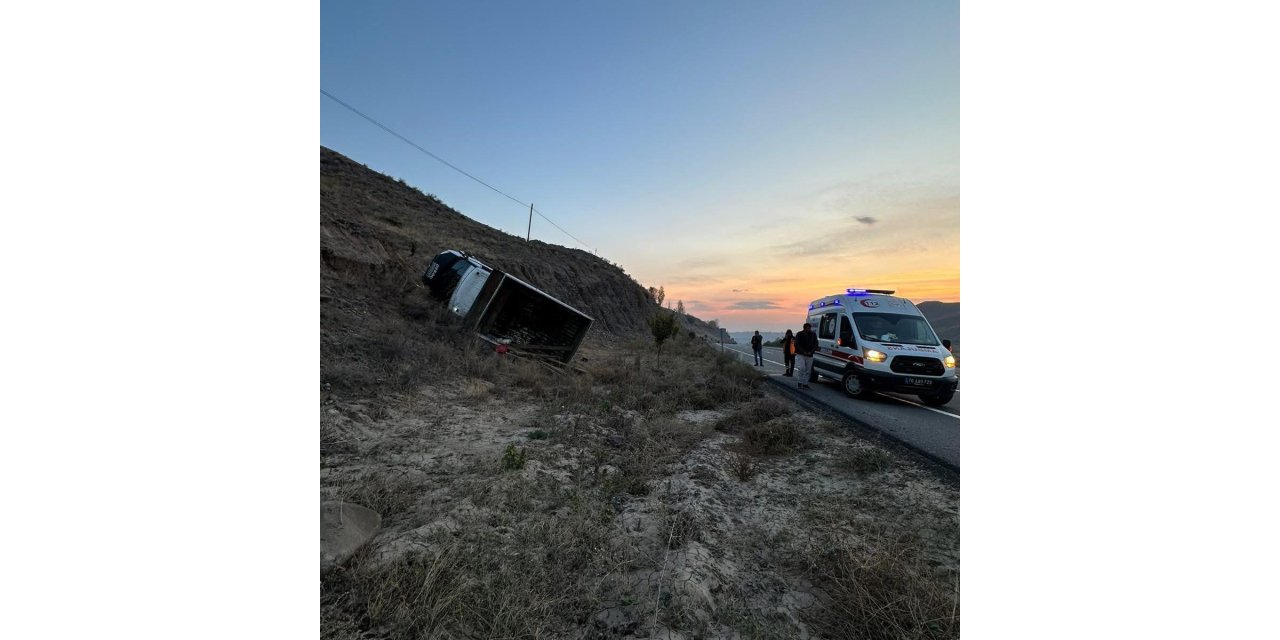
[781,329,796,377]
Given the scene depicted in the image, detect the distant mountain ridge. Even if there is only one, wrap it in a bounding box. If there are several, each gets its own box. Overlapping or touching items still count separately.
[917,301,960,346]
[730,303,959,349]
[728,331,784,345]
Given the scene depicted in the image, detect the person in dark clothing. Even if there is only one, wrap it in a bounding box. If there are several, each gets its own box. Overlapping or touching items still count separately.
[750,331,764,366]
[780,329,795,376]
[794,323,818,389]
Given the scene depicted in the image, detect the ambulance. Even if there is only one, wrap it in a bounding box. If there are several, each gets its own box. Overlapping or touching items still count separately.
[805,289,958,406]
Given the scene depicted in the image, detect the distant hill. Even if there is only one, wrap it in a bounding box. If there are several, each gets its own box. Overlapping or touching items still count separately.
[729,331,782,345]
[734,304,959,350]
[917,301,960,347]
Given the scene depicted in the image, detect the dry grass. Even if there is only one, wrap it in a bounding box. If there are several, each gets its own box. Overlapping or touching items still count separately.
[332,469,425,521]
[321,331,958,640]
[714,393,792,434]
[802,536,959,640]
[839,446,896,475]
[725,448,756,482]
[740,419,809,455]
[460,378,492,402]
[323,473,636,640]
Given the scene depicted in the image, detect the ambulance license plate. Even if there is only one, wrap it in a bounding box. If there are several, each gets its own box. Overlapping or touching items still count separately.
[905,378,932,387]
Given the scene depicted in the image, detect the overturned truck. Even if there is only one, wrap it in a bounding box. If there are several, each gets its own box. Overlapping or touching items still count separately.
[422,250,594,364]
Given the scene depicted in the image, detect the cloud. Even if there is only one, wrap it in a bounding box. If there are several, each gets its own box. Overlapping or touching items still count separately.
[855,216,878,225]
[727,300,783,310]
[772,235,849,258]
[731,288,750,293]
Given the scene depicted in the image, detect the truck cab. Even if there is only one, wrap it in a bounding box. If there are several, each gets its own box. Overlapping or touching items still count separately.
[422,250,493,316]
[807,289,958,406]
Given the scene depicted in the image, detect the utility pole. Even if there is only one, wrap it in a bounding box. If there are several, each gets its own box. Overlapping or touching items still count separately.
[526,203,533,242]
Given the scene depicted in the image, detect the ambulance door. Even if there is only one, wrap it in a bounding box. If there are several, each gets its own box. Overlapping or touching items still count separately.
[814,311,841,377]
[838,315,858,356]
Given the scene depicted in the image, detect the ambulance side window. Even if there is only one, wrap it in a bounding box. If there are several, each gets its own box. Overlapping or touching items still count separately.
[840,316,856,347]
[819,313,837,340]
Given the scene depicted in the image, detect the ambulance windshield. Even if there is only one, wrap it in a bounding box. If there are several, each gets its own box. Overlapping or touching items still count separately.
[853,313,939,346]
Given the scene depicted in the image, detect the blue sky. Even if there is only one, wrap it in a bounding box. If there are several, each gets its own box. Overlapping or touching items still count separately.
[322,0,958,330]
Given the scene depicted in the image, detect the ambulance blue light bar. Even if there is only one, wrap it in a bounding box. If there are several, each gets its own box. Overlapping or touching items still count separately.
[846,288,896,296]
[809,299,846,310]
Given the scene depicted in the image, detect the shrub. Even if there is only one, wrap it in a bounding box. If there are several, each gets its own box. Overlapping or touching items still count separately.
[715,395,791,433]
[500,444,526,471]
[726,449,756,481]
[839,447,895,475]
[741,420,808,455]
[462,378,492,402]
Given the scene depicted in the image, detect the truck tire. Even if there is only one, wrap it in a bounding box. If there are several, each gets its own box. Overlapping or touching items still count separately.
[841,371,871,399]
[918,390,955,406]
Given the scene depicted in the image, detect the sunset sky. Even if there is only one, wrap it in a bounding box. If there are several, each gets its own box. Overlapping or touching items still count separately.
[321,0,958,331]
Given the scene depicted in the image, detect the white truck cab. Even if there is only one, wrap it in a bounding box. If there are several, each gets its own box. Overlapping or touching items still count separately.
[422,250,493,316]
[807,288,958,406]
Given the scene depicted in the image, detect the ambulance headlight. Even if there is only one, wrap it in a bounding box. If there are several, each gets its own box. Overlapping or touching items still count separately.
[865,349,886,363]
[944,355,956,368]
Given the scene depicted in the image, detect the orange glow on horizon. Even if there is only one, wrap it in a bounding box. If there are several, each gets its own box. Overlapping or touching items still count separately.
[672,267,959,332]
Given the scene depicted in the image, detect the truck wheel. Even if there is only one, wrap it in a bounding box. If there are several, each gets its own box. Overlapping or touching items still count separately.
[918,391,954,406]
[841,372,871,399]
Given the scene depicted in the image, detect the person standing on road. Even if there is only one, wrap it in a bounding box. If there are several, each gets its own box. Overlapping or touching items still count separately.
[780,329,795,377]
[794,323,818,389]
[750,331,764,366]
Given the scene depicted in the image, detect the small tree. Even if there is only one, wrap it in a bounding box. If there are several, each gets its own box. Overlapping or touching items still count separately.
[676,300,686,316]
[656,286,666,307]
[648,310,680,367]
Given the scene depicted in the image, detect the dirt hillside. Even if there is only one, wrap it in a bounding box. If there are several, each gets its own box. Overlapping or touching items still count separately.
[321,146,718,341]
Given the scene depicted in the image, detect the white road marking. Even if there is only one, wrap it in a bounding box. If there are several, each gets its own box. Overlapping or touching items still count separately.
[724,346,787,367]
[727,345,960,418]
[874,392,960,419]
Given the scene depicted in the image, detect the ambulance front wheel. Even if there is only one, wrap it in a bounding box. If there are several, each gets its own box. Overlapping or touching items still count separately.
[919,390,954,406]
[842,372,871,399]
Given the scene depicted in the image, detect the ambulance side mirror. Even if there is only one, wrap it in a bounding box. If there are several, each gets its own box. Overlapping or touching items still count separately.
[942,339,952,351]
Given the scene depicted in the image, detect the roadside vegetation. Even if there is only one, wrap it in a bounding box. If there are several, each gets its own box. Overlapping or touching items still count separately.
[321,308,959,638]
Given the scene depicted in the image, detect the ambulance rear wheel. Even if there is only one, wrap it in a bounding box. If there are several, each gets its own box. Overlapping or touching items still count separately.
[918,391,954,406]
[842,372,871,399]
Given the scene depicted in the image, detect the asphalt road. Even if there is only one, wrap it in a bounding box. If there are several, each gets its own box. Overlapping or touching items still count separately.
[720,343,960,468]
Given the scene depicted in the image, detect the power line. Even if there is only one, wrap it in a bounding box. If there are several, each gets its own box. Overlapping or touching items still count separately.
[322,87,527,206]
[321,89,596,253]
[533,207,596,254]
